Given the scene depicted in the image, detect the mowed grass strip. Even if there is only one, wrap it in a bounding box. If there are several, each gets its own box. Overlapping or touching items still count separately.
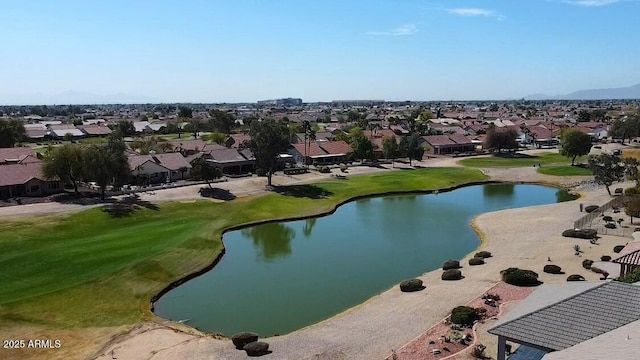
[0,167,486,328]
[457,152,587,168]
[537,166,593,176]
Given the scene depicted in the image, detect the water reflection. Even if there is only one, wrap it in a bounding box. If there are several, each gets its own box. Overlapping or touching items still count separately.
[241,223,295,261]
[556,189,578,203]
[303,218,316,237]
[483,183,515,197]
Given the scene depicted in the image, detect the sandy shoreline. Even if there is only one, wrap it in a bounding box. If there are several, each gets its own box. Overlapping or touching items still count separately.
[1,153,626,360]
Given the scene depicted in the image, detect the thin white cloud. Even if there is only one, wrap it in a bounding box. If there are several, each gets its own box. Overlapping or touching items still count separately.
[367,24,418,36]
[447,8,505,20]
[562,0,621,6]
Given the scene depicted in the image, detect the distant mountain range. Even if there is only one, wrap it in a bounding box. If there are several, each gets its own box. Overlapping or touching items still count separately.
[526,84,640,101]
[0,91,164,106]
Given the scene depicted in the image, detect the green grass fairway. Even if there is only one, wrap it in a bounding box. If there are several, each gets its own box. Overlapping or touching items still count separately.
[537,166,593,176]
[0,167,486,329]
[458,152,587,168]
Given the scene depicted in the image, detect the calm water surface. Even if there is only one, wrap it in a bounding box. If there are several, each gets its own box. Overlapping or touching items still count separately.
[154,184,575,336]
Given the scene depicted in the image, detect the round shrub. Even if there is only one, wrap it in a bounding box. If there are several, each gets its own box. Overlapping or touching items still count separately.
[442,260,461,270]
[232,332,259,349]
[562,229,597,239]
[442,269,463,281]
[567,274,586,281]
[605,223,616,229]
[501,268,541,287]
[475,251,492,259]
[543,264,563,274]
[243,341,270,356]
[582,259,594,269]
[625,187,640,195]
[601,255,612,261]
[399,278,425,292]
[584,205,599,213]
[603,215,613,222]
[451,306,478,326]
[614,245,625,253]
[590,266,603,274]
[469,257,485,266]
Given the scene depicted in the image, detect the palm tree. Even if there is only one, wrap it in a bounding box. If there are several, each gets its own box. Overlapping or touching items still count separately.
[302,120,316,169]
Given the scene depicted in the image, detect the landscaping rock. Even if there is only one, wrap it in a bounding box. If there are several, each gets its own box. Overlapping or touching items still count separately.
[601,255,612,261]
[469,257,485,266]
[442,260,461,270]
[584,205,599,213]
[232,332,259,349]
[567,274,586,281]
[399,278,425,292]
[543,264,563,274]
[442,269,463,281]
[614,245,625,253]
[562,229,597,239]
[474,251,492,258]
[243,341,270,356]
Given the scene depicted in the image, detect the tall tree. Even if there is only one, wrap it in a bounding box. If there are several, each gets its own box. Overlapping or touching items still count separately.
[588,154,625,196]
[610,113,640,144]
[83,134,130,200]
[0,119,25,148]
[302,120,316,168]
[405,133,425,166]
[190,158,222,188]
[112,120,136,137]
[243,118,290,187]
[42,144,85,193]
[209,109,237,134]
[625,197,640,224]
[178,106,193,119]
[484,127,518,153]
[624,157,640,186]
[349,127,374,161]
[382,135,398,166]
[559,129,592,165]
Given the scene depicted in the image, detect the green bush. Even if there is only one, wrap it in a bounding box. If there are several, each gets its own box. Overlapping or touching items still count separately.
[232,332,259,349]
[601,255,612,261]
[582,259,594,269]
[442,269,463,281]
[605,223,616,229]
[584,205,599,213]
[625,187,640,195]
[603,215,613,222]
[614,245,625,253]
[501,268,541,287]
[255,168,266,177]
[450,306,479,326]
[474,251,492,259]
[469,257,485,266]
[442,260,461,270]
[616,267,640,283]
[567,274,586,281]
[543,264,563,274]
[562,229,597,239]
[590,266,603,274]
[399,279,425,292]
[317,166,331,173]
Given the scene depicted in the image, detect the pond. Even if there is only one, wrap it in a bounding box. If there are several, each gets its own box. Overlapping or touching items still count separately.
[154,184,576,337]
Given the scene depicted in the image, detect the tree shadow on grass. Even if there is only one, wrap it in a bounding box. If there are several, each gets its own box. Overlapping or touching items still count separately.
[271,184,333,199]
[102,194,159,218]
[494,152,536,159]
[199,187,236,201]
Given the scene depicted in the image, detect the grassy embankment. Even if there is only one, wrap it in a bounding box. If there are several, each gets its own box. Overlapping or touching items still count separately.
[0,167,487,334]
[458,152,592,176]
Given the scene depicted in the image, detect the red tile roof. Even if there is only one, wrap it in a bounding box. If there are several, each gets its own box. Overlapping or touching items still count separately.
[79,125,112,135]
[0,148,37,164]
[319,141,352,155]
[0,162,45,186]
[422,135,456,146]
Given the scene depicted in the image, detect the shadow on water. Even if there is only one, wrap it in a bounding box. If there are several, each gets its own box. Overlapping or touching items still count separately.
[198,187,237,201]
[302,218,316,237]
[271,184,333,199]
[102,194,160,218]
[483,183,515,197]
[556,189,579,202]
[241,223,296,261]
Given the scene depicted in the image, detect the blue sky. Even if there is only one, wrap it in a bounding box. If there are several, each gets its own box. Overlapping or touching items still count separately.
[1,0,638,104]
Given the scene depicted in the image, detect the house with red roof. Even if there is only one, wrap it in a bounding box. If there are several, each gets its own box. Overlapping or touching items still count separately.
[128,152,192,184]
[0,148,63,199]
[289,140,352,165]
[420,134,475,155]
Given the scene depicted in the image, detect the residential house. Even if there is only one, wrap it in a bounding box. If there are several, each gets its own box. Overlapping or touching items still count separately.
[489,281,640,360]
[78,125,112,137]
[128,153,191,184]
[225,134,252,149]
[204,148,255,175]
[289,140,352,165]
[0,148,62,199]
[420,134,475,155]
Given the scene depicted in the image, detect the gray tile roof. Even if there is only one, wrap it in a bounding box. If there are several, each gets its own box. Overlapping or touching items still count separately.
[489,281,640,351]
